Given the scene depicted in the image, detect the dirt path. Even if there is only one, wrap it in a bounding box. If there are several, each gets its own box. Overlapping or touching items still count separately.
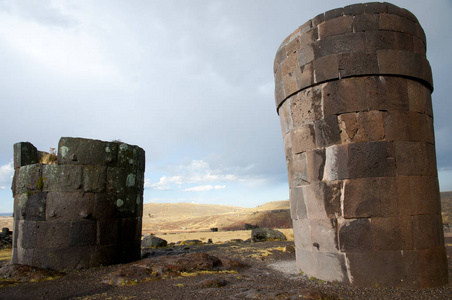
[1,241,451,299]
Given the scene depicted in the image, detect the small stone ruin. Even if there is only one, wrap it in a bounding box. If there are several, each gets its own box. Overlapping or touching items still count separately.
[11,137,145,270]
[274,2,448,288]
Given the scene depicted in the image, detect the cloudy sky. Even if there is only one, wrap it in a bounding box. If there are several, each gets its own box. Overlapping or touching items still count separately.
[0,0,451,213]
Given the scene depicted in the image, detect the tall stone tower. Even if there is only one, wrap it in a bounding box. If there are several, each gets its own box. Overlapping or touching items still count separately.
[274,2,447,288]
[11,137,145,270]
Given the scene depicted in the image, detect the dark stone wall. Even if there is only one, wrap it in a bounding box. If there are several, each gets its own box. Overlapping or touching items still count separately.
[11,137,145,270]
[274,2,448,288]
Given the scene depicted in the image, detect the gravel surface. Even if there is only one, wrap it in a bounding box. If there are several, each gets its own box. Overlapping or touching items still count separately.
[1,241,451,299]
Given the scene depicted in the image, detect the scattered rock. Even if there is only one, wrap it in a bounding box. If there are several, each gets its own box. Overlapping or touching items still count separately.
[0,228,12,250]
[181,239,203,246]
[196,278,229,288]
[103,253,247,286]
[251,228,286,242]
[284,245,295,253]
[210,228,218,232]
[245,223,259,230]
[142,235,168,248]
[0,262,65,285]
[229,239,243,243]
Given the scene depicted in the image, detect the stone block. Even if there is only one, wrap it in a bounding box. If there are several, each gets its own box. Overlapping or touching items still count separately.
[363,2,387,14]
[295,62,314,91]
[290,87,323,127]
[366,76,409,111]
[348,141,396,178]
[412,214,443,249]
[287,153,308,187]
[297,44,314,66]
[408,176,441,215]
[16,192,47,221]
[418,246,449,288]
[33,246,92,270]
[332,32,366,54]
[371,216,412,250]
[312,13,324,28]
[304,181,342,219]
[296,250,349,284]
[15,164,42,195]
[314,115,341,148]
[283,132,293,161]
[14,142,38,169]
[324,8,343,21]
[282,73,298,99]
[291,124,316,154]
[399,51,423,79]
[282,51,298,77]
[290,187,307,220]
[338,111,385,143]
[343,3,365,15]
[377,49,401,74]
[17,220,37,249]
[339,218,373,252]
[310,218,339,252]
[285,37,300,56]
[306,149,325,182]
[346,250,419,288]
[83,166,107,192]
[90,245,118,267]
[383,111,421,142]
[395,176,412,215]
[116,240,141,263]
[69,220,97,246]
[394,32,414,52]
[292,218,311,250]
[365,30,396,51]
[274,81,285,109]
[354,14,379,32]
[13,247,34,266]
[325,144,348,181]
[413,36,425,54]
[36,221,70,248]
[119,218,141,243]
[46,192,95,222]
[394,141,434,176]
[418,114,434,144]
[97,219,119,245]
[42,165,83,192]
[115,194,140,218]
[338,52,379,78]
[322,77,368,116]
[312,37,334,59]
[278,98,292,135]
[343,177,398,218]
[407,79,429,114]
[313,55,338,83]
[93,193,117,220]
[107,167,141,195]
[58,137,118,166]
[299,27,318,47]
[318,15,353,39]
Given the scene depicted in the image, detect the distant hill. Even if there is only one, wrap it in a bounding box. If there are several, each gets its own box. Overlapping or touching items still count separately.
[441,192,452,225]
[142,200,291,233]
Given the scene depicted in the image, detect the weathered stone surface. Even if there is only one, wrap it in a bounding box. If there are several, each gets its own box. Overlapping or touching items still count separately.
[13,142,38,169]
[12,137,145,271]
[251,228,286,242]
[58,137,118,166]
[142,235,168,248]
[275,3,445,288]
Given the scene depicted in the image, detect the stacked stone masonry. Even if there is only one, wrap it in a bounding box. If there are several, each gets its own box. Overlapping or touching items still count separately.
[274,2,447,288]
[11,137,145,270]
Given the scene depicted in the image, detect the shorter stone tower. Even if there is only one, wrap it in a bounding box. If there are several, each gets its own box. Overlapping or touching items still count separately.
[11,137,145,270]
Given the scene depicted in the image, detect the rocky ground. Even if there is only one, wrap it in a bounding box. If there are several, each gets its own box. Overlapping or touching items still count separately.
[0,239,452,300]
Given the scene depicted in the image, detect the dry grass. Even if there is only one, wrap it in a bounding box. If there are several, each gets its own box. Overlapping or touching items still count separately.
[153,228,293,244]
[0,247,12,264]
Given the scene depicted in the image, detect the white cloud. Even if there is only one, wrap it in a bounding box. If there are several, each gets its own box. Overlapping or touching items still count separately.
[0,162,14,187]
[183,184,227,192]
[147,160,262,191]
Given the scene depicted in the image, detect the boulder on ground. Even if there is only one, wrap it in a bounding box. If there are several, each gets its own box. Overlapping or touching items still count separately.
[142,235,168,248]
[251,228,286,242]
[245,224,259,230]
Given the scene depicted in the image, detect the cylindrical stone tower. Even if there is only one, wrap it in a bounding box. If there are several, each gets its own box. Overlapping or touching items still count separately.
[274,2,447,288]
[11,137,145,270]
